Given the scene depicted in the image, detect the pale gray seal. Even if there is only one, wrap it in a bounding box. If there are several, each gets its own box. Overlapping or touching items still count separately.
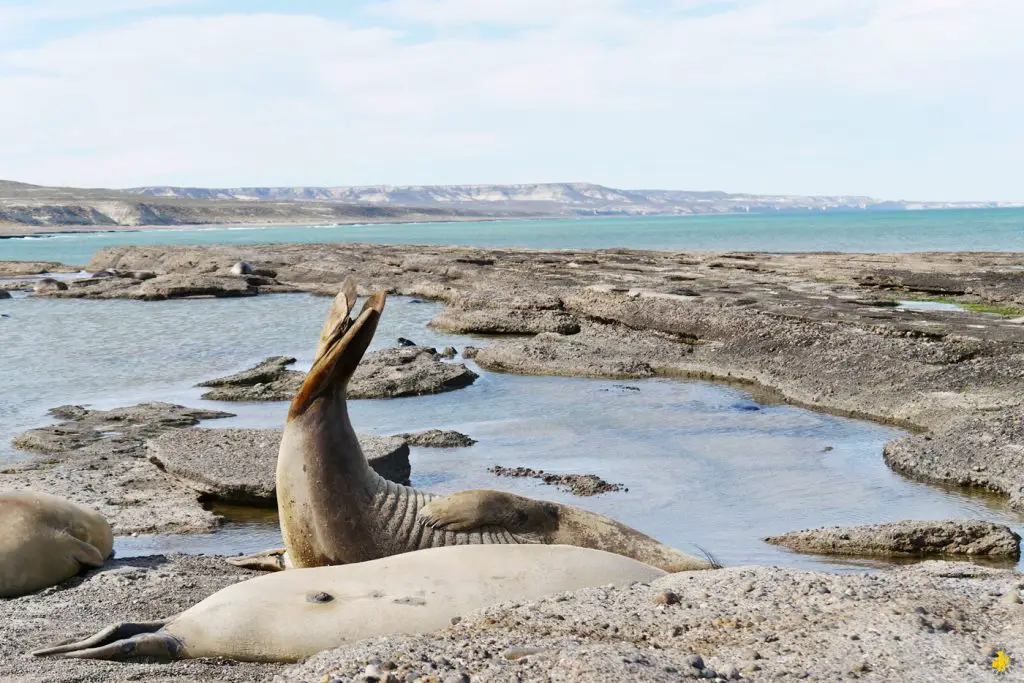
[33,544,664,662]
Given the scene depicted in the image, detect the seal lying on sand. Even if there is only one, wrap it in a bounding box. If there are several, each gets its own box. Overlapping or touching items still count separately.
[0,490,113,598]
[268,278,713,573]
[33,544,664,662]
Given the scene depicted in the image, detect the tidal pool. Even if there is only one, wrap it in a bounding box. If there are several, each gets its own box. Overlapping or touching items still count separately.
[2,292,1021,571]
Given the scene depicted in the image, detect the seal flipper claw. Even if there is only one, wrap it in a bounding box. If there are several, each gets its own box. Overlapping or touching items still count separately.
[31,620,182,660]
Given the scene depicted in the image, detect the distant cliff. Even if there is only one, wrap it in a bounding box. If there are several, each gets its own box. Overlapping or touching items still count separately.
[1,179,1019,229]
[125,182,1021,215]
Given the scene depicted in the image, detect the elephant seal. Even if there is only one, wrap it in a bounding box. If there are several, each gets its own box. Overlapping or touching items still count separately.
[0,490,113,598]
[271,277,713,573]
[33,544,664,662]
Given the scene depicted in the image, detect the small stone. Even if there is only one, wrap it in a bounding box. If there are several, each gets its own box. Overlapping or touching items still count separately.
[502,646,544,660]
[719,664,741,679]
[653,590,681,606]
[848,659,871,673]
[462,346,480,359]
[684,655,705,669]
[699,668,717,679]
[1001,591,1022,605]
[443,674,470,683]
[230,261,253,275]
[440,346,458,358]
[397,337,418,347]
[33,277,68,293]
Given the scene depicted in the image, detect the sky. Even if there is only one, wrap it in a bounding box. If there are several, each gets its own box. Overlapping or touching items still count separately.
[0,0,1021,200]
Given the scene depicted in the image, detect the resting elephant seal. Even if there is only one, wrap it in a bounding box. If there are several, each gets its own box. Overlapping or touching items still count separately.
[271,277,713,573]
[33,544,664,662]
[0,490,113,598]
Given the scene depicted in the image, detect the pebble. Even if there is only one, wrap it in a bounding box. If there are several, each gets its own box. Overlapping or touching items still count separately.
[684,654,705,670]
[1000,591,1022,605]
[502,646,544,660]
[653,590,681,606]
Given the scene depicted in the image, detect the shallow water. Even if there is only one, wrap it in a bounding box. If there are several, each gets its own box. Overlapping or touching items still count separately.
[2,293,1021,572]
[4,208,1024,265]
[896,300,967,313]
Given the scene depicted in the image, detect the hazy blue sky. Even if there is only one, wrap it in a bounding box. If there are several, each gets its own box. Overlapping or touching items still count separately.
[1,0,1021,200]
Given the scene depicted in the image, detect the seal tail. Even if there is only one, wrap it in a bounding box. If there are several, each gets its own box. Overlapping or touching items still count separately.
[288,278,386,420]
[31,620,183,660]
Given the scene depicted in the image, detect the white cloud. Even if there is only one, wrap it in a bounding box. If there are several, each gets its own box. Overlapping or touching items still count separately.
[0,0,1021,197]
[0,0,196,30]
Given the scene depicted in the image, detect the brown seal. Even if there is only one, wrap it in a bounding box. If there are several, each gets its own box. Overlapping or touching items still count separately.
[0,490,113,598]
[267,278,714,573]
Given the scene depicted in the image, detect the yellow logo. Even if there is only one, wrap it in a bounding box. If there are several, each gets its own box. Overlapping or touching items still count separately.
[992,650,1011,673]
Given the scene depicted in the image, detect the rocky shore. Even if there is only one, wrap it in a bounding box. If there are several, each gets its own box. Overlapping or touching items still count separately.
[2,556,1020,682]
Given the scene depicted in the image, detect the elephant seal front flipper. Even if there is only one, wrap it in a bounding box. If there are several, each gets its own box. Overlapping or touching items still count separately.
[226,548,288,572]
[419,489,557,537]
[421,489,715,572]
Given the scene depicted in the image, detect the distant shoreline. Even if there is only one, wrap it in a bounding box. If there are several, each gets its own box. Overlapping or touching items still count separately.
[0,214,518,239]
[5,205,1024,241]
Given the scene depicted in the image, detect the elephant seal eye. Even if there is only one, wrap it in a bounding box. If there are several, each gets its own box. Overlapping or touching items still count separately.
[306,591,334,604]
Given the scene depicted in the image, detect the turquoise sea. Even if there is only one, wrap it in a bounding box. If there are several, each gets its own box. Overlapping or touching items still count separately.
[3,208,1024,266]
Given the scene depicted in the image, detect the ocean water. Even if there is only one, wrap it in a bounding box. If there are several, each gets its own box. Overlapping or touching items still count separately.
[3,208,1024,266]
[2,291,1020,571]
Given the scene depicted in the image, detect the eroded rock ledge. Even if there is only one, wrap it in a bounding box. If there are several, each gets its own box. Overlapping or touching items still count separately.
[4,404,412,532]
[148,428,411,498]
[764,520,1021,559]
[488,465,625,496]
[197,349,478,402]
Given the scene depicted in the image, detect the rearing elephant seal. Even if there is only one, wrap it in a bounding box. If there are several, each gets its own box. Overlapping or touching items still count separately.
[273,277,713,572]
[34,544,664,662]
[1,490,113,598]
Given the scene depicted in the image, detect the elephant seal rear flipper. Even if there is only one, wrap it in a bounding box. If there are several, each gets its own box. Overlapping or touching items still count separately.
[31,620,178,660]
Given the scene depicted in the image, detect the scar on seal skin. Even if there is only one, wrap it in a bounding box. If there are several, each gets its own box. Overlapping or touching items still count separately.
[237,277,714,574]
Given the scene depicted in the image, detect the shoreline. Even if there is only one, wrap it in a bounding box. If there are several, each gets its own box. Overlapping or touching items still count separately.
[0,213,526,239]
